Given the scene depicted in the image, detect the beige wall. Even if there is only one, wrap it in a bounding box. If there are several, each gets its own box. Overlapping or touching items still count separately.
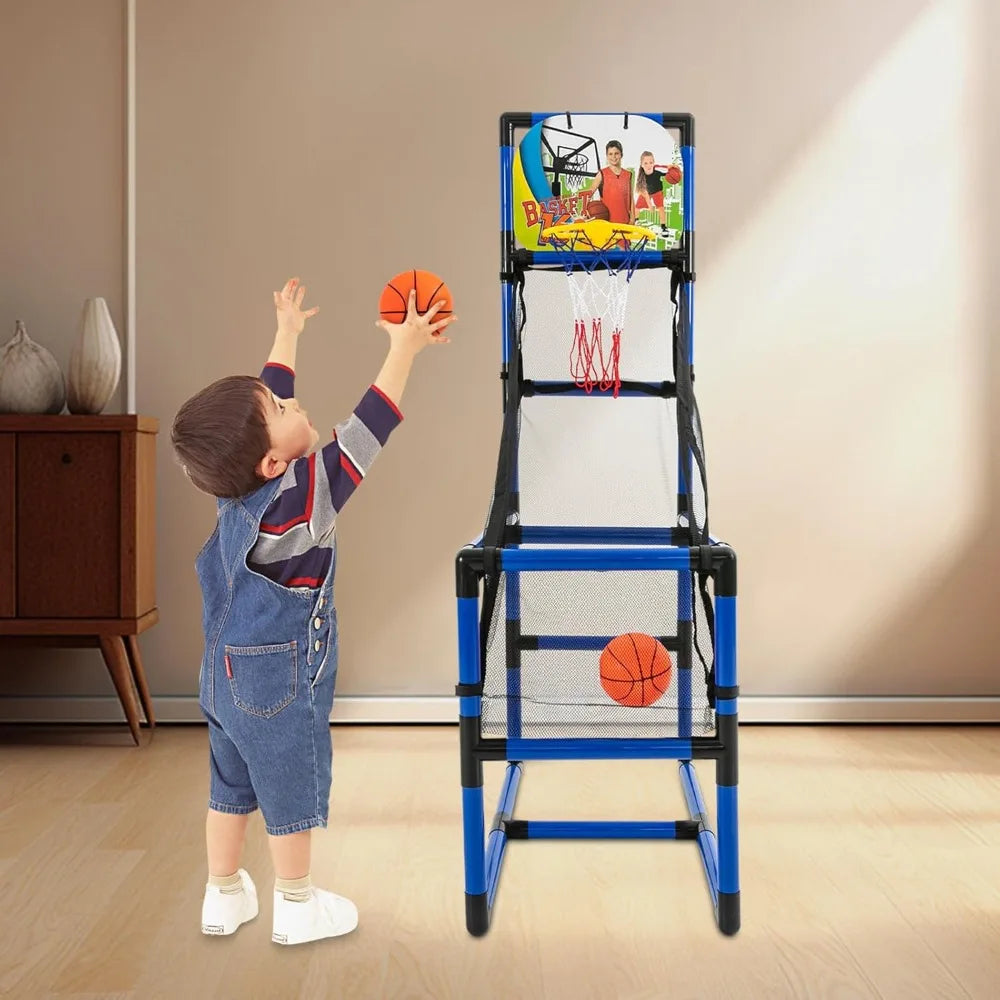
[1,0,997,710]
[0,0,126,698]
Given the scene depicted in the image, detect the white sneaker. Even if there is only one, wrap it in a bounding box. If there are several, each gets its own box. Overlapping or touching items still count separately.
[271,886,358,945]
[201,869,259,936]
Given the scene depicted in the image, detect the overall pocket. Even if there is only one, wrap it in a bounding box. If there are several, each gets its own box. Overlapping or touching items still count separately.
[224,641,297,718]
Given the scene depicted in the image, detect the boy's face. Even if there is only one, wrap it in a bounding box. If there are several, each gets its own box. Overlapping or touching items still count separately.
[259,388,319,476]
[607,146,622,167]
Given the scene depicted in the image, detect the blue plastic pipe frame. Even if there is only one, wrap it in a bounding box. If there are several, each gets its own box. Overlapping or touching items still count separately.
[456,541,740,938]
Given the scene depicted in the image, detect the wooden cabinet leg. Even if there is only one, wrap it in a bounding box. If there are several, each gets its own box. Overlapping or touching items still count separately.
[125,634,156,727]
[98,635,142,745]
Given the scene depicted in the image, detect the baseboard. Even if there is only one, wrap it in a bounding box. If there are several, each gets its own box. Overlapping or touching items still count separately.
[0,695,997,725]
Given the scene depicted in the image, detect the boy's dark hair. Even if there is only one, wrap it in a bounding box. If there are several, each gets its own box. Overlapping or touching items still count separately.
[606,140,623,154]
[171,375,272,498]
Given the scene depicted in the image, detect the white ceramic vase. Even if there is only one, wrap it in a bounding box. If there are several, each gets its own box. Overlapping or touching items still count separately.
[67,297,122,414]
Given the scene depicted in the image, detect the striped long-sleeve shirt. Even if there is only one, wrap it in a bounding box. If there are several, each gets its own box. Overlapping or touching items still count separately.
[247,363,403,589]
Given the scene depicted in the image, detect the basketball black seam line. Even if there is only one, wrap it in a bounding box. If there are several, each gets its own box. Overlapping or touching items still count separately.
[635,632,659,705]
[627,634,644,704]
[604,646,636,695]
[599,672,636,696]
[425,280,444,314]
[599,673,636,697]
[387,282,408,310]
[645,634,656,703]
[381,309,452,319]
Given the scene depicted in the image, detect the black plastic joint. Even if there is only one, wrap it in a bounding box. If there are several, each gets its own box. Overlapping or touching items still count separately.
[504,819,529,839]
[500,113,532,141]
[713,546,738,597]
[466,893,490,936]
[718,892,740,936]
[505,619,521,660]
[691,545,714,572]
[483,546,502,579]
[460,716,483,788]
[455,547,484,598]
[666,112,695,146]
[715,685,739,700]
[717,713,739,786]
[676,621,693,666]
[455,682,483,697]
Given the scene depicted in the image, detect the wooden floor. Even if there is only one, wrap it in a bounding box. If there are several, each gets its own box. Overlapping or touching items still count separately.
[0,724,998,1000]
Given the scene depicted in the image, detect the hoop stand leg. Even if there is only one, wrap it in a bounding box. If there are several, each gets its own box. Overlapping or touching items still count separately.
[457,580,489,935]
[677,552,740,935]
[460,727,526,935]
[715,586,741,935]
[459,707,489,938]
[485,762,522,913]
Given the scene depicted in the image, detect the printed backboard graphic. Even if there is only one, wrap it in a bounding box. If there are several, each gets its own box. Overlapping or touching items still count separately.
[512,114,684,252]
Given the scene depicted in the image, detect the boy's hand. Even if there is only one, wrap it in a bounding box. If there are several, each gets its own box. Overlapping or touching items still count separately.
[375,290,456,357]
[273,277,319,338]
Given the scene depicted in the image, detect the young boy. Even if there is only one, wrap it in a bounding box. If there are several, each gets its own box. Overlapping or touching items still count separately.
[585,140,635,225]
[171,277,455,945]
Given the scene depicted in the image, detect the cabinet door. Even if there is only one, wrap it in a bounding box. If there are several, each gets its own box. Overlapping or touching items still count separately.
[0,434,13,616]
[17,433,120,618]
[120,429,157,618]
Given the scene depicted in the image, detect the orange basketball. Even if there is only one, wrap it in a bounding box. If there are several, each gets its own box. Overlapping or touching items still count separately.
[586,199,611,221]
[379,270,453,325]
[599,633,672,708]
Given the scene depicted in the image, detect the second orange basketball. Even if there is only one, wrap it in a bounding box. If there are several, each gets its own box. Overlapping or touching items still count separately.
[379,270,453,326]
[599,633,673,708]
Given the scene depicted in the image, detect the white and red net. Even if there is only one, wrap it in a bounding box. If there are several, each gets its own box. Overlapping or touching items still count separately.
[541,222,655,397]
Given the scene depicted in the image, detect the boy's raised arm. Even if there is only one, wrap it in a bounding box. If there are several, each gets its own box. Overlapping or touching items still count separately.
[262,277,318,391]
[302,290,456,537]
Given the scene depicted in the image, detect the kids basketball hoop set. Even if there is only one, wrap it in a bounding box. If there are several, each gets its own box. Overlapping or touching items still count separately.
[440,113,737,937]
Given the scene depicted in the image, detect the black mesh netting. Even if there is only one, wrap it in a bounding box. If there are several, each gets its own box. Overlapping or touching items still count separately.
[481,569,715,738]
[480,260,715,739]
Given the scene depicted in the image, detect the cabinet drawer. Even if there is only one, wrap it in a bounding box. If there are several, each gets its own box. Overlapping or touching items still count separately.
[17,433,120,618]
[0,434,13,616]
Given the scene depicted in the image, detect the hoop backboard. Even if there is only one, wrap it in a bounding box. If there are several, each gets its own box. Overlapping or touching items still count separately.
[513,113,684,253]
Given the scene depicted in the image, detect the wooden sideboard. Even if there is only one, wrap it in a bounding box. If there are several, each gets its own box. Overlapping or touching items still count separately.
[0,414,158,744]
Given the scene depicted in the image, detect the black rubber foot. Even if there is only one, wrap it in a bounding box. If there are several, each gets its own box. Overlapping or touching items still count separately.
[718,890,741,935]
[466,892,489,936]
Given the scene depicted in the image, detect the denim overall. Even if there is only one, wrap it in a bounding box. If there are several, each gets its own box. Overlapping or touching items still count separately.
[196,477,338,836]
